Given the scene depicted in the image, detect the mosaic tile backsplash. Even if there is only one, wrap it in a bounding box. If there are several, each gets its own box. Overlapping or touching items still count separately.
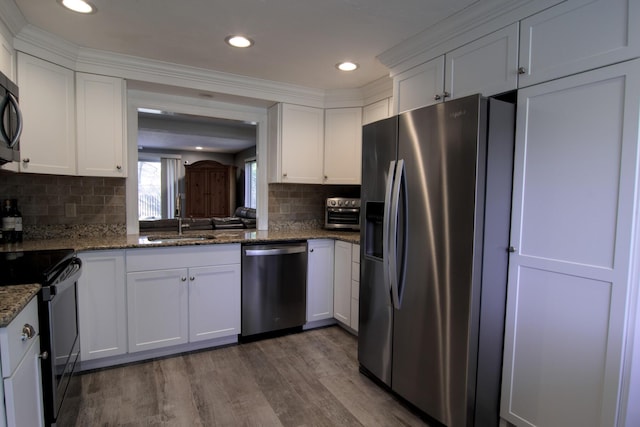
[0,172,126,239]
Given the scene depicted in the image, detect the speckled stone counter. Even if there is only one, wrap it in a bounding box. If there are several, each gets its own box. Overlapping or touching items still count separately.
[0,229,359,322]
[0,229,360,253]
[0,284,40,327]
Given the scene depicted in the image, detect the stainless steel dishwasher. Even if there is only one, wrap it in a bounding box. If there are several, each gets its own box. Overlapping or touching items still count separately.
[241,241,308,336]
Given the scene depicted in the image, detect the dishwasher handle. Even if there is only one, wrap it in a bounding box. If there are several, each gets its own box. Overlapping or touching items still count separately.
[244,245,307,256]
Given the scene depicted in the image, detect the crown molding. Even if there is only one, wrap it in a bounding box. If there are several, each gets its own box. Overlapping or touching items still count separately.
[14,24,79,69]
[378,0,562,76]
[76,47,327,108]
[0,0,26,37]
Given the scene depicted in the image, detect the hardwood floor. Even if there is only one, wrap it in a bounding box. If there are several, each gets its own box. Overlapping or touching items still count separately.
[69,326,430,426]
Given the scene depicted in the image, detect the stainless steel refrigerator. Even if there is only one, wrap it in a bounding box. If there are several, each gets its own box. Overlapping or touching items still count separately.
[358,94,514,427]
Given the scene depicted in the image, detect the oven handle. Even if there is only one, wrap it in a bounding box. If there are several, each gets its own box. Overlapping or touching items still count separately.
[327,207,360,213]
[41,258,82,302]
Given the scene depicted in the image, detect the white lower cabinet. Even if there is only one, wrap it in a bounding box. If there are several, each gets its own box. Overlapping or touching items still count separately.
[188,264,241,342]
[333,240,352,325]
[127,268,189,352]
[306,239,334,322]
[78,250,127,361]
[126,245,241,353]
[0,299,44,427]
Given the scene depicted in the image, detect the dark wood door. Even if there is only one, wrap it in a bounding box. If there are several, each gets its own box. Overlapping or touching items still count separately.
[185,160,236,217]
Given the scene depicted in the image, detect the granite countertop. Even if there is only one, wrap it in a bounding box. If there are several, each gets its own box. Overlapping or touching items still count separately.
[0,284,40,328]
[0,229,359,325]
[0,229,360,253]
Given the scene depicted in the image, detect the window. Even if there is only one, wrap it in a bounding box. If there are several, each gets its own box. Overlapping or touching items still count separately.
[138,156,182,219]
[245,158,257,209]
[138,160,161,219]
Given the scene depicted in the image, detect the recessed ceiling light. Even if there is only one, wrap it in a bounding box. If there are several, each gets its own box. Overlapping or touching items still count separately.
[58,0,96,14]
[195,146,204,150]
[225,35,254,48]
[336,62,359,71]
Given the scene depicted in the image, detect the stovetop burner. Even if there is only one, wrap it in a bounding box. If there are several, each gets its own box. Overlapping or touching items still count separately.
[0,248,76,286]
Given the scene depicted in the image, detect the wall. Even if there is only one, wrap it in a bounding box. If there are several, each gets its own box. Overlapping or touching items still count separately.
[268,183,359,230]
[0,172,126,239]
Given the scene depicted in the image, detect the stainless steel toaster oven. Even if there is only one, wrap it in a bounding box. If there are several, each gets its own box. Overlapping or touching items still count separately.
[325,197,360,230]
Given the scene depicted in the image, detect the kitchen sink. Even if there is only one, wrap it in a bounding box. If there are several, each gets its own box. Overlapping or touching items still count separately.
[145,234,217,243]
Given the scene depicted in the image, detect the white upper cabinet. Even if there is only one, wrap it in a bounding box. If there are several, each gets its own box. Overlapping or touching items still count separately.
[395,55,445,114]
[324,107,362,185]
[0,30,14,81]
[445,23,519,100]
[76,73,127,177]
[362,98,390,125]
[17,52,76,175]
[395,24,519,114]
[268,103,324,184]
[518,0,640,88]
[501,59,640,427]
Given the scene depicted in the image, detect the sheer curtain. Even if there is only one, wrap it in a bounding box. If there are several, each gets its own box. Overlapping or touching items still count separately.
[161,157,183,218]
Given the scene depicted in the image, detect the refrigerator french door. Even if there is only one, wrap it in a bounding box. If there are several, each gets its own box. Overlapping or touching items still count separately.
[359,94,515,427]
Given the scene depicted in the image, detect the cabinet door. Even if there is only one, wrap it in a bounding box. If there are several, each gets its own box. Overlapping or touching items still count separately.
[0,30,14,82]
[519,0,640,88]
[3,336,44,427]
[394,55,444,114]
[189,264,241,342]
[280,104,324,184]
[333,241,352,325]
[17,53,76,175]
[501,59,640,427]
[362,99,390,125]
[127,268,189,352]
[306,239,334,322]
[324,108,362,185]
[77,251,127,361]
[445,23,519,99]
[76,73,126,177]
[185,169,208,217]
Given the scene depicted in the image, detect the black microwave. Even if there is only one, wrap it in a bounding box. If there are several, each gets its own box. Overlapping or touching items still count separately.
[0,71,22,165]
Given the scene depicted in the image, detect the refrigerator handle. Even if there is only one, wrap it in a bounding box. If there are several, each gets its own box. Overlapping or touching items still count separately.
[389,159,405,309]
[383,160,396,300]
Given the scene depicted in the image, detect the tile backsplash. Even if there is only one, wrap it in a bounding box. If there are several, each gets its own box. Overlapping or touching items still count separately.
[268,183,359,231]
[0,172,126,239]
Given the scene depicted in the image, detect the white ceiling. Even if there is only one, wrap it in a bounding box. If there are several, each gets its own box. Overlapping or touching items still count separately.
[12,0,478,91]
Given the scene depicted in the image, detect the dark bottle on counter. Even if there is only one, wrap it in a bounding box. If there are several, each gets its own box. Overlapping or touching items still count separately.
[12,199,22,242]
[2,199,15,243]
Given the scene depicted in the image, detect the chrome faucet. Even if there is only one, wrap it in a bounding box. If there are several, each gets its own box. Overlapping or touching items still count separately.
[175,193,189,235]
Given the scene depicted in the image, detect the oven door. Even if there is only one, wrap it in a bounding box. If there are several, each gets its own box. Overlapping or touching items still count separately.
[325,207,360,229]
[40,257,82,425]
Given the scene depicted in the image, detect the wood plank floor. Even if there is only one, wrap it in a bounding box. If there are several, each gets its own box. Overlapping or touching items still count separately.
[68,326,430,426]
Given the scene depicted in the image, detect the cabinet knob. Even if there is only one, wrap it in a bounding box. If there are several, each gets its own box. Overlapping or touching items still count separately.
[39,351,49,360]
[443,91,450,99]
[518,66,527,75]
[116,165,122,170]
[190,276,195,281]
[324,175,328,180]
[181,276,187,282]
[21,324,36,341]
[310,248,314,253]
[283,172,288,177]
[508,246,517,253]
[22,158,30,164]
[434,94,442,101]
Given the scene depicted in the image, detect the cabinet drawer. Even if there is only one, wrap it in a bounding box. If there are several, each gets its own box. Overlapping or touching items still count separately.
[126,244,241,272]
[351,280,359,300]
[0,298,39,376]
[352,244,360,264]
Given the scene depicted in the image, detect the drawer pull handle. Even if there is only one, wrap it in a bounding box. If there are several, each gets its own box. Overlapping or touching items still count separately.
[21,324,36,341]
